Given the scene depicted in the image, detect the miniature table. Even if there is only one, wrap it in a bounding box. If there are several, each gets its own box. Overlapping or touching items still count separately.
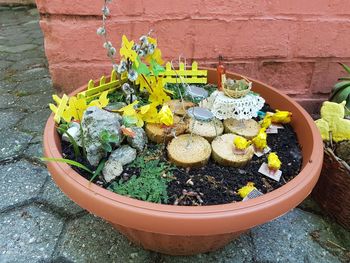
[202,90,265,120]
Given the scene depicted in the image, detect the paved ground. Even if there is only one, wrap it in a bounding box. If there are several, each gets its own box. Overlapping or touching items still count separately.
[0,6,349,263]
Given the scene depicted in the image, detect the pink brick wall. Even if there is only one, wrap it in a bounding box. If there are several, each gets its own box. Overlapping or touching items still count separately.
[36,0,350,114]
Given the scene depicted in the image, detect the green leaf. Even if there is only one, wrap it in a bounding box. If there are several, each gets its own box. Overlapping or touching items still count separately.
[57,127,81,159]
[102,142,113,153]
[331,81,350,94]
[40,157,93,174]
[338,77,350,81]
[134,57,150,75]
[123,116,138,127]
[330,86,350,103]
[109,134,119,143]
[90,159,106,182]
[99,130,109,141]
[150,59,165,77]
[339,63,350,74]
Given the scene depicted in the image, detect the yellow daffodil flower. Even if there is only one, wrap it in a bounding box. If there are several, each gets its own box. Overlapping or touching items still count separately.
[120,35,139,67]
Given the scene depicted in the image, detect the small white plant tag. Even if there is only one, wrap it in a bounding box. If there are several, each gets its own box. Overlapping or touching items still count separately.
[243,189,264,201]
[270,124,284,129]
[254,146,271,157]
[266,126,278,134]
[258,162,282,182]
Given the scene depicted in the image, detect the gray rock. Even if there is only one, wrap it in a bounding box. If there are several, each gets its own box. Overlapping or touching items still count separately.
[0,205,64,263]
[109,145,136,166]
[82,106,122,166]
[0,160,48,210]
[103,160,123,183]
[127,127,148,152]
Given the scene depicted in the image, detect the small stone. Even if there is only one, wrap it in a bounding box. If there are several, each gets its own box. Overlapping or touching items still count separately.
[62,122,82,147]
[127,127,147,152]
[82,107,122,166]
[108,145,136,166]
[103,160,123,183]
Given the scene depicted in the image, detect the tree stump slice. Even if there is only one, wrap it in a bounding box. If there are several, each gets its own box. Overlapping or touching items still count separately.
[223,118,260,139]
[188,118,224,142]
[145,115,188,144]
[165,100,195,116]
[212,133,254,167]
[167,134,212,168]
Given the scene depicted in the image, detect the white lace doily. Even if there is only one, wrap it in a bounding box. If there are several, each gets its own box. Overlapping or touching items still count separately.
[201,90,265,120]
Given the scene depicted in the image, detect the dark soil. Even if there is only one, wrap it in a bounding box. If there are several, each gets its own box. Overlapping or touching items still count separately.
[61,104,303,206]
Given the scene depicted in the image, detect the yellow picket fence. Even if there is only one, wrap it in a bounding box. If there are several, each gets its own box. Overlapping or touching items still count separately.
[77,69,127,101]
[49,62,208,123]
[160,61,207,84]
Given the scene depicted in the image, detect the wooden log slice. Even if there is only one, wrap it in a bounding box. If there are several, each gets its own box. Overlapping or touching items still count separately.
[167,134,212,168]
[165,99,195,116]
[223,118,260,139]
[145,115,188,144]
[188,118,224,142]
[211,133,254,167]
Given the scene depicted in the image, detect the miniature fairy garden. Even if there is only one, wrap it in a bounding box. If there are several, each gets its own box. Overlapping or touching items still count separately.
[43,1,302,206]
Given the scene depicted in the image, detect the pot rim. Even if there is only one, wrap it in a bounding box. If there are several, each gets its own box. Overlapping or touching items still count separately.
[43,69,323,234]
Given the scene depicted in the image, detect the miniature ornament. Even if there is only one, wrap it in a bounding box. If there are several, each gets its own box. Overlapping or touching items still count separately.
[242,188,264,201]
[233,136,251,154]
[187,107,214,122]
[237,182,256,198]
[185,85,209,102]
[258,152,282,182]
[271,110,292,124]
[252,128,268,153]
[212,134,254,167]
[216,56,226,91]
[204,90,265,120]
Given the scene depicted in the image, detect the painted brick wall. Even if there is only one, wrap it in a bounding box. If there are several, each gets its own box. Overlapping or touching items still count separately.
[36,0,350,114]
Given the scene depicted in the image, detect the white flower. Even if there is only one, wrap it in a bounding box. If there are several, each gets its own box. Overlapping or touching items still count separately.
[139,35,148,45]
[132,43,140,51]
[137,49,146,57]
[107,47,116,57]
[97,27,106,36]
[128,69,138,82]
[147,44,155,54]
[102,6,110,16]
[112,63,118,71]
[103,41,112,49]
[117,61,127,73]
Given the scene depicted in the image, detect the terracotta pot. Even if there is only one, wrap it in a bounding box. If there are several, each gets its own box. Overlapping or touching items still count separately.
[43,69,323,255]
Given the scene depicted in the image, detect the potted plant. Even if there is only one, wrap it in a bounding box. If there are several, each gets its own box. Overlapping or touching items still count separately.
[41,0,323,255]
[313,63,350,230]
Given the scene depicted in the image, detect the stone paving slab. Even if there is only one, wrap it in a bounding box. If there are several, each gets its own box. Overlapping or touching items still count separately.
[0,5,349,263]
[39,177,84,216]
[0,160,47,211]
[0,129,32,160]
[54,214,155,263]
[0,205,64,263]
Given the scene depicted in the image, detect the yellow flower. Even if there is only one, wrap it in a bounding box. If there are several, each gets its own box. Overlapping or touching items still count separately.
[61,91,109,122]
[158,105,173,126]
[148,79,171,105]
[139,103,159,123]
[120,35,139,67]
